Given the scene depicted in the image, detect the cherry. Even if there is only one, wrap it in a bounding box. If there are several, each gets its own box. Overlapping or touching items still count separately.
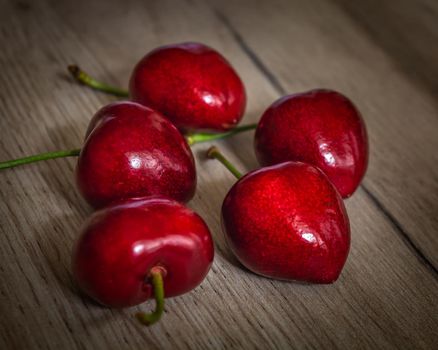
[69,42,246,132]
[72,197,214,325]
[208,146,350,283]
[130,42,246,131]
[76,101,196,208]
[255,89,368,198]
[0,101,256,207]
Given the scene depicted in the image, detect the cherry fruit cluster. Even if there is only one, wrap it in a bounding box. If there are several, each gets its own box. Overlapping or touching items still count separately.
[0,42,368,325]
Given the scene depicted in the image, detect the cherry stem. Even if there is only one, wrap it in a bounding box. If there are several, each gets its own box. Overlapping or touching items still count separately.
[68,65,129,97]
[135,266,165,326]
[207,146,243,179]
[0,149,81,170]
[186,123,256,146]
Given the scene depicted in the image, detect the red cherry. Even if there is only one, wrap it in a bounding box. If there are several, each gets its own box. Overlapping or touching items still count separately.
[129,42,246,132]
[255,89,368,198]
[208,147,350,284]
[76,102,196,208]
[72,197,214,323]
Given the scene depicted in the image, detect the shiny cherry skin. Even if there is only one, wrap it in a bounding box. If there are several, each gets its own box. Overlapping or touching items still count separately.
[76,102,196,208]
[129,42,246,132]
[222,161,350,283]
[255,89,368,198]
[72,197,214,307]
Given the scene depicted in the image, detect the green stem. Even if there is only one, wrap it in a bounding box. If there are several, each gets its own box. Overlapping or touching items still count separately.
[0,149,81,170]
[136,267,165,326]
[186,123,257,146]
[207,146,243,179]
[68,65,129,97]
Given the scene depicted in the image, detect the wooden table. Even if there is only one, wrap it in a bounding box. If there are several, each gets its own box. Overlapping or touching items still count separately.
[1,0,437,348]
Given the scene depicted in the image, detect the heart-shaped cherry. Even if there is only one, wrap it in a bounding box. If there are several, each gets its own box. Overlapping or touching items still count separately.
[255,89,368,198]
[72,196,214,325]
[69,42,246,132]
[76,101,196,208]
[208,146,350,283]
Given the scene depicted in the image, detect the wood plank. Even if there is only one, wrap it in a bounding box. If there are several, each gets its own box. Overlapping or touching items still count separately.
[0,0,436,349]
[335,0,438,95]
[211,0,438,269]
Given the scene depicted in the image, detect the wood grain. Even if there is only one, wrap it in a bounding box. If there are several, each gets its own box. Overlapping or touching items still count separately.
[0,0,437,349]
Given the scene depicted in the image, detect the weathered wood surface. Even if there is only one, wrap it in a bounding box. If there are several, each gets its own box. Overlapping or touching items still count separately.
[0,0,437,349]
